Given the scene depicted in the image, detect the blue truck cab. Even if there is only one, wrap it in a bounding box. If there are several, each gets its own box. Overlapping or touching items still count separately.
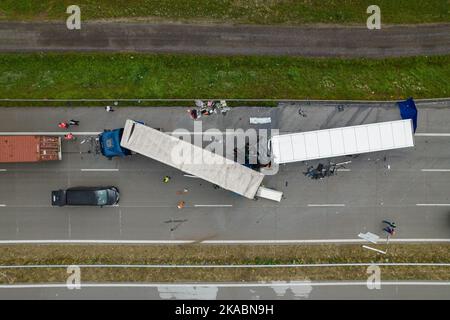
[99,128,132,159]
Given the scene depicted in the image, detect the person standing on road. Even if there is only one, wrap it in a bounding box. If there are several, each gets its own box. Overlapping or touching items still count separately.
[64,133,75,141]
[383,226,395,236]
[58,122,69,129]
[163,176,171,183]
[105,105,114,112]
[177,201,185,209]
[69,120,80,126]
[382,220,397,229]
[187,109,199,120]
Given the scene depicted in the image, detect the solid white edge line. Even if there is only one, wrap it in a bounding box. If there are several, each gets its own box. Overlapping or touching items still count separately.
[421,169,450,172]
[416,204,450,206]
[1,263,449,269]
[0,239,449,244]
[0,281,449,289]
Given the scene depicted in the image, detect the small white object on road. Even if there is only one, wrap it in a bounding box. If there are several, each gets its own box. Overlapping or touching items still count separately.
[183,174,199,178]
[249,117,271,124]
[358,232,380,244]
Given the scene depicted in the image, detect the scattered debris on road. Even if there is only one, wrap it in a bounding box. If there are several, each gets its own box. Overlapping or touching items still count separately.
[298,108,307,117]
[176,189,188,195]
[303,161,351,180]
[189,100,230,120]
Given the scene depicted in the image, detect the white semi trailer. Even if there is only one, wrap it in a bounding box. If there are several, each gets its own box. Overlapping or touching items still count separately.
[269,119,414,164]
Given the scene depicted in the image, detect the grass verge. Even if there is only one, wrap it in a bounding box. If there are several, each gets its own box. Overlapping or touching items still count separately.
[0,244,449,283]
[0,53,449,101]
[0,0,448,24]
[2,266,449,284]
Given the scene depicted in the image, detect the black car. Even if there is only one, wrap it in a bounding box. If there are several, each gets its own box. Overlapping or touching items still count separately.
[51,186,120,207]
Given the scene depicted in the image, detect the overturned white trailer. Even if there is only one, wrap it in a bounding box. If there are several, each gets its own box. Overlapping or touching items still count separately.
[270,119,414,164]
[120,120,277,200]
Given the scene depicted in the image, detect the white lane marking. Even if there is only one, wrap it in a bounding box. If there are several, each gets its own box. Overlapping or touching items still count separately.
[0,132,100,136]
[0,169,7,172]
[194,204,233,207]
[307,204,346,207]
[80,169,119,172]
[415,133,450,137]
[416,204,450,206]
[1,132,450,137]
[0,262,449,269]
[336,169,351,172]
[421,169,450,172]
[0,239,449,245]
[0,205,6,207]
[0,281,449,289]
[183,174,199,178]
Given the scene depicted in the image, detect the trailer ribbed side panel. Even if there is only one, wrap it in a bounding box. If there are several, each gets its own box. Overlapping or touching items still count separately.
[271,119,414,164]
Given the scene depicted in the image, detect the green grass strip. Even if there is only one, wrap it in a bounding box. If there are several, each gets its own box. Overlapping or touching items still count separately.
[0,0,449,24]
[0,53,449,100]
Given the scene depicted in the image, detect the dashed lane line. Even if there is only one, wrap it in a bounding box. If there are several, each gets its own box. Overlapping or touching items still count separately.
[80,169,119,172]
[307,204,346,207]
[194,204,233,207]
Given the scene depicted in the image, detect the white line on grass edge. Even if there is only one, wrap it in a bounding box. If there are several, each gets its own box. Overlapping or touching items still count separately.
[0,239,449,245]
[0,281,449,289]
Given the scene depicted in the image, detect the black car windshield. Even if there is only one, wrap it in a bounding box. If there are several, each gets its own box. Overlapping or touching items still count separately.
[95,190,108,205]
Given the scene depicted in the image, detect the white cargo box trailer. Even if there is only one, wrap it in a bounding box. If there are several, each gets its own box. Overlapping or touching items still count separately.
[270,119,414,164]
[120,120,270,200]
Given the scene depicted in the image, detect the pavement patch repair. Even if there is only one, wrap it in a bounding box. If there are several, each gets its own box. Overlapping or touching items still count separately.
[0,1,450,307]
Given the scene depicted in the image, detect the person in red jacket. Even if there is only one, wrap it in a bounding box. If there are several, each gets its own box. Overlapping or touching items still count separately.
[64,133,75,140]
[58,122,69,129]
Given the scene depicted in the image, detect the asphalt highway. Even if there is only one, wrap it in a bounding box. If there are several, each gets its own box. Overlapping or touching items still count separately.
[0,281,449,300]
[1,22,449,57]
[1,101,450,242]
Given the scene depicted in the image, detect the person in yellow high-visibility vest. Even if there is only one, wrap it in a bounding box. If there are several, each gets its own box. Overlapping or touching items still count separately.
[163,176,171,183]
